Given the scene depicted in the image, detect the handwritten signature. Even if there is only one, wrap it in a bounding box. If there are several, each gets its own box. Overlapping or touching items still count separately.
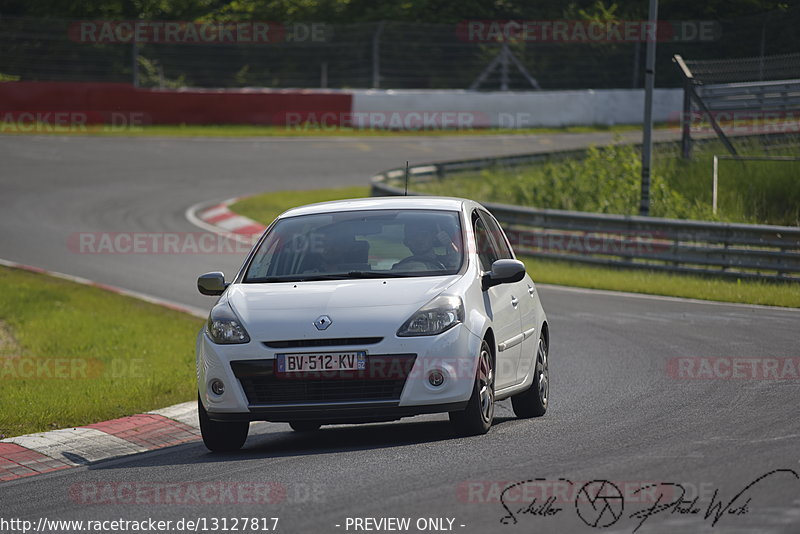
[498,469,799,532]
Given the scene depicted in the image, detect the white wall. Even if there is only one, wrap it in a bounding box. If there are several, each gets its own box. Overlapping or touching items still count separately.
[351,89,682,128]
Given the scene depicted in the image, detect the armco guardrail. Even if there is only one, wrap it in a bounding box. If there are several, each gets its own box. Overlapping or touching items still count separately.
[699,79,800,112]
[370,147,800,282]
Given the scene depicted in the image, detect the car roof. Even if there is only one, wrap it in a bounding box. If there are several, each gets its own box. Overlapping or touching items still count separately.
[278,196,476,219]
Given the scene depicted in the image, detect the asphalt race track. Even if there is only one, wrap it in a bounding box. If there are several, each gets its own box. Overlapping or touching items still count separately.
[1,133,799,533]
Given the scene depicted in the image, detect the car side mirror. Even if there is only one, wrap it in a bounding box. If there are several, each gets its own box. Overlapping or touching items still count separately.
[198,272,228,296]
[482,259,526,291]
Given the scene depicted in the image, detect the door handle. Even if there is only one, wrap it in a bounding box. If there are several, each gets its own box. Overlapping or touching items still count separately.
[528,285,535,296]
[511,296,519,307]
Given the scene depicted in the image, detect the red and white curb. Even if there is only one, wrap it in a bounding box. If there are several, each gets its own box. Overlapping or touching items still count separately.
[186,197,267,244]
[0,403,200,482]
[0,259,208,483]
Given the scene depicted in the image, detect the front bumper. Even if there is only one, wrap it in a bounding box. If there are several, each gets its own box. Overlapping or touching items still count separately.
[197,323,481,423]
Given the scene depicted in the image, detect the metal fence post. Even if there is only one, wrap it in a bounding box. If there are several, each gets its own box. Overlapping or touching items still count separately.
[132,41,139,88]
[500,43,510,92]
[673,54,738,157]
[681,78,692,159]
[759,13,768,80]
[712,155,719,214]
[640,0,658,217]
[372,21,386,89]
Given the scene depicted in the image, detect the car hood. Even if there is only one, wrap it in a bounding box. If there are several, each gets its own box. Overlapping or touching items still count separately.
[226,275,460,342]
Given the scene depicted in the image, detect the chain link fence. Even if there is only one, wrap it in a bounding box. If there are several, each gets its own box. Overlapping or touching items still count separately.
[684,52,800,84]
[1,7,799,90]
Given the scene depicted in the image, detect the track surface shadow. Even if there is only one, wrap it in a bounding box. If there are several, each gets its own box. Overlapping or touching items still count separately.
[85,415,522,471]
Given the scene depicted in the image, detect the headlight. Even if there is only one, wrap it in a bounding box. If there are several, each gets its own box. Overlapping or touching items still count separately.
[206,302,250,344]
[397,295,464,337]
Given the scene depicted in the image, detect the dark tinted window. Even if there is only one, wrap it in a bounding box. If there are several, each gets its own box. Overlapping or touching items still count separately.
[480,210,513,260]
[473,215,499,271]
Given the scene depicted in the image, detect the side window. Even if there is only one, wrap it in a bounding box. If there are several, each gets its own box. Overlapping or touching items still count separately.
[473,214,499,271]
[480,210,513,260]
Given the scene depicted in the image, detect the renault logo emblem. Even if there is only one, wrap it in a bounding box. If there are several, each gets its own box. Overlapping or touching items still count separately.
[314,315,332,330]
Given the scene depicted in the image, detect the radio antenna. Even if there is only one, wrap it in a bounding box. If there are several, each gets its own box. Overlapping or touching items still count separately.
[404,161,409,196]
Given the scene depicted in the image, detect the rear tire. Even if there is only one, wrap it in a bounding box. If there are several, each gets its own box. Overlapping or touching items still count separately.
[450,339,494,436]
[511,333,549,418]
[198,395,249,452]
[289,421,322,432]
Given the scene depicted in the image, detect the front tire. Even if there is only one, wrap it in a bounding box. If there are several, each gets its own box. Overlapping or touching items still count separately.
[511,333,549,418]
[198,395,249,452]
[450,339,494,436]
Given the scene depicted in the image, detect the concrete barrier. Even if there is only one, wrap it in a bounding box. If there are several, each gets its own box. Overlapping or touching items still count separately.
[0,82,682,129]
[351,89,683,128]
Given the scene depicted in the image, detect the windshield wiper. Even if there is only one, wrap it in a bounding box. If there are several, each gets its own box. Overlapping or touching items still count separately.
[246,271,418,283]
[343,271,415,278]
[245,276,308,283]
[288,272,415,280]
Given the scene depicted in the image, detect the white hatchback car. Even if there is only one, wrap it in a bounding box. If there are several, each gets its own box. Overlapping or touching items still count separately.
[196,197,549,451]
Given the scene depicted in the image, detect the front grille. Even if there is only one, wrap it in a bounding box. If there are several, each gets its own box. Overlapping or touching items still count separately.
[230,354,416,405]
[262,337,383,349]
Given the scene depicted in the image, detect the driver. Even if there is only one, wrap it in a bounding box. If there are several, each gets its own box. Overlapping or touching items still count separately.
[392,221,447,271]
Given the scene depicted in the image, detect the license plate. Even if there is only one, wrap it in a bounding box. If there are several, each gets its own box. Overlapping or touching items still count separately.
[277,351,367,373]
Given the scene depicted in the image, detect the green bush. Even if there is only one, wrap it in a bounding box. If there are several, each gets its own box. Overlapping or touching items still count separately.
[413,140,800,226]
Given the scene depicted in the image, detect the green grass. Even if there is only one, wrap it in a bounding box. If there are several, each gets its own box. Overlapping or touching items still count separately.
[410,139,800,226]
[231,186,371,225]
[0,266,203,438]
[520,256,800,308]
[229,186,800,308]
[0,122,656,138]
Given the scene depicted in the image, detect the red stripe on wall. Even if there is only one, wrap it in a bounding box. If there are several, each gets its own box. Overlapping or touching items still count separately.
[0,82,352,125]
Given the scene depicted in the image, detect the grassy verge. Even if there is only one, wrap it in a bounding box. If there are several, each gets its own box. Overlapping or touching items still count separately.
[0,122,655,138]
[231,186,371,225]
[0,266,203,438]
[520,256,800,308]
[410,138,800,226]
[230,186,800,308]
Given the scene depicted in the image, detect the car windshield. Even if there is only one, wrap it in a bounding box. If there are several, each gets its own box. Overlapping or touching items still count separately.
[243,209,464,282]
